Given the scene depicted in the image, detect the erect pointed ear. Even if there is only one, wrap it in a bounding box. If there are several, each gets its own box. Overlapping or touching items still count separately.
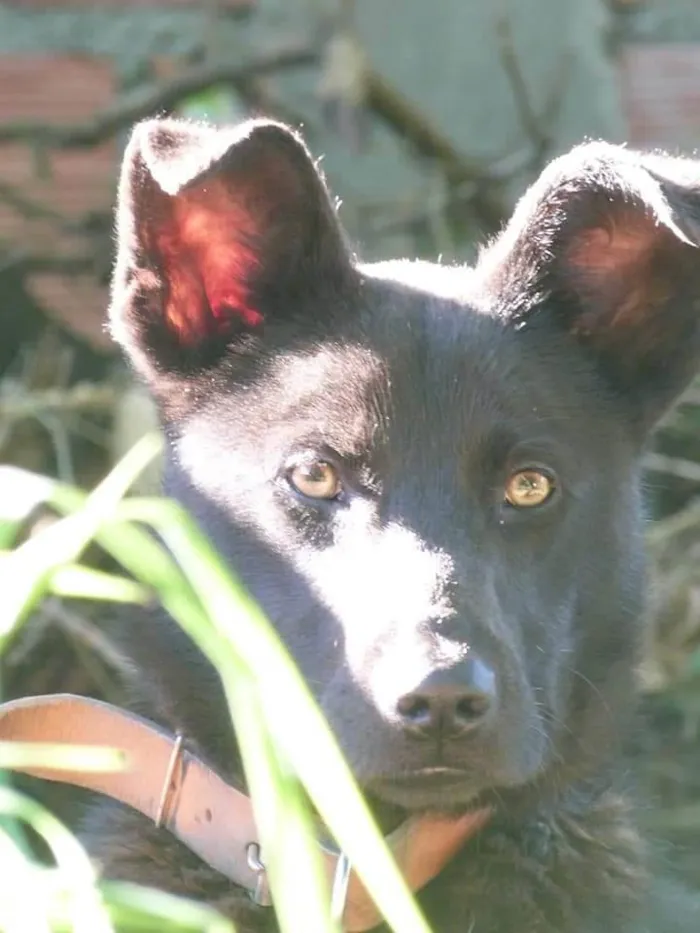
[109,118,354,388]
[478,142,700,430]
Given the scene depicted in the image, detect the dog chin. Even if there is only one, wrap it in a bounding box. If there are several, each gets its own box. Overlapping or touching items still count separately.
[367,767,484,812]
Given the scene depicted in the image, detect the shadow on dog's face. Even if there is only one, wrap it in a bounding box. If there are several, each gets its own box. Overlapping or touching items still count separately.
[109,119,700,818]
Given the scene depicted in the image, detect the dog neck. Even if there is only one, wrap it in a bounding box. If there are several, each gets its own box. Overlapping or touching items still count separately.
[0,693,491,931]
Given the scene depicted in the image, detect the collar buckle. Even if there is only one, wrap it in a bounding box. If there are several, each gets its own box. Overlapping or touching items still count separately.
[331,851,352,925]
[246,842,273,907]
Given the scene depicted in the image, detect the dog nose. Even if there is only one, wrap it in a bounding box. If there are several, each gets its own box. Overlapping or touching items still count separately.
[396,658,497,738]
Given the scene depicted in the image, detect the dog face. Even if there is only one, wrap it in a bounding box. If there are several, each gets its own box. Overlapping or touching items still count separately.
[110,120,700,815]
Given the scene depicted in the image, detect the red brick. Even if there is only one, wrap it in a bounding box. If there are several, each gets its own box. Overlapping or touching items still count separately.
[0,57,117,348]
[6,0,252,8]
[619,44,700,152]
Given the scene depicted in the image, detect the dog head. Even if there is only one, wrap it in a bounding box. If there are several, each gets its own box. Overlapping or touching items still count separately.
[110,119,700,814]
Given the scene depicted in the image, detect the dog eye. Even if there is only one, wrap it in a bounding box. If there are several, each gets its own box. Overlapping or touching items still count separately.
[288,460,341,500]
[504,469,555,508]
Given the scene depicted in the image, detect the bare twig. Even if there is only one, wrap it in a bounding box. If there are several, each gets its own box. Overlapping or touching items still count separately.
[0,44,318,150]
[236,76,311,131]
[0,180,75,228]
[0,384,117,422]
[495,15,547,151]
[34,411,76,483]
[2,611,52,667]
[41,599,133,678]
[366,70,485,184]
[644,452,700,485]
[424,168,457,259]
[677,386,700,407]
[0,251,96,276]
[642,803,700,834]
[538,49,573,138]
[647,498,700,548]
[365,70,505,232]
[0,37,511,245]
[494,13,572,168]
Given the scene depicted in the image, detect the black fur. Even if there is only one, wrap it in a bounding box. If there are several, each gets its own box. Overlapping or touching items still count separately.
[86,118,700,931]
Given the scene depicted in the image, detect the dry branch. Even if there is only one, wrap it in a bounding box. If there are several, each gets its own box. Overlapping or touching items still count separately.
[41,599,133,678]
[495,15,547,151]
[365,70,505,231]
[1,252,96,276]
[0,384,117,422]
[0,44,318,150]
[494,13,572,168]
[0,180,74,228]
[645,452,700,485]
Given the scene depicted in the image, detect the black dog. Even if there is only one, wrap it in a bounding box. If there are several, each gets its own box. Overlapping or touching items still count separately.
[88,118,700,932]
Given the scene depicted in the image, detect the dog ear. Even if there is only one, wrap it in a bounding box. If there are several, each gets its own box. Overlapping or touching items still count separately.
[109,118,353,385]
[479,142,700,430]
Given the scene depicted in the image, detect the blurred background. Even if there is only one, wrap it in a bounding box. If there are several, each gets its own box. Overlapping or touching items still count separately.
[2,0,700,892]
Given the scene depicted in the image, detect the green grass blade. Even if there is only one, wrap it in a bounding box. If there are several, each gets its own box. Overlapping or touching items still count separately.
[221,668,337,933]
[0,743,125,773]
[0,824,53,933]
[0,435,161,647]
[0,786,113,933]
[1,446,433,933]
[48,565,150,604]
[111,499,432,933]
[99,882,235,933]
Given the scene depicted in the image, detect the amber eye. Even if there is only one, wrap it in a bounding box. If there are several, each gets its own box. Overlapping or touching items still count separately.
[288,460,341,500]
[504,469,555,508]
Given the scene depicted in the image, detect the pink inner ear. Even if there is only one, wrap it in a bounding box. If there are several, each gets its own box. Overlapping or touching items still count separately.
[567,223,652,275]
[156,183,264,344]
[565,218,672,336]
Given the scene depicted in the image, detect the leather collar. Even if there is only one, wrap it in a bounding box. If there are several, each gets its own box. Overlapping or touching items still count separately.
[0,694,490,931]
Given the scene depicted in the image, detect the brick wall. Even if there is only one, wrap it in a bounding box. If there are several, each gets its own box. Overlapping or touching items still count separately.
[0,1,255,349]
[6,1,251,8]
[619,44,700,151]
[0,56,117,348]
[3,4,700,352]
